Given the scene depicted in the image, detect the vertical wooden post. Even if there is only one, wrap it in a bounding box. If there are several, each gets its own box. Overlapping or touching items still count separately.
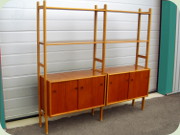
[99,4,107,121]
[93,5,98,73]
[145,8,152,68]
[43,0,48,134]
[92,5,98,115]
[135,9,141,69]
[37,1,42,128]
[91,109,95,116]
[100,107,103,121]
[102,4,107,74]
[132,99,135,106]
[141,97,145,110]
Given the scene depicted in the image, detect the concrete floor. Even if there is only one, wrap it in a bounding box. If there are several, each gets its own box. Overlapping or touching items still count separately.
[6,92,164,129]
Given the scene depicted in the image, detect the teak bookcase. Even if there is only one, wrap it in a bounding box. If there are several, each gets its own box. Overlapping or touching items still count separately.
[37,1,152,134]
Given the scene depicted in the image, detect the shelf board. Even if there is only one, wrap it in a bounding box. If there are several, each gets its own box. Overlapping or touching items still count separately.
[40,65,149,83]
[39,6,99,11]
[41,70,105,83]
[40,41,102,46]
[38,6,150,14]
[104,65,149,75]
[106,40,148,44]
[39,40,148,46]
[107,10,150,14]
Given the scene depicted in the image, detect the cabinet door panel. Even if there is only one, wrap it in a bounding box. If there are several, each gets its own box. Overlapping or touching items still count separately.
[51,82,66,115]
[78,78,93,109]
[92,76,105,106]
[128,70,150,99]
[65,81,78,112]
[51,81,78,115]
[108,73,129,103]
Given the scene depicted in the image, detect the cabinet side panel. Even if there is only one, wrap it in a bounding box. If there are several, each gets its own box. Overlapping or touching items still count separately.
[40,77,51,115]
[40,76,44,110]
[92,76,105,106]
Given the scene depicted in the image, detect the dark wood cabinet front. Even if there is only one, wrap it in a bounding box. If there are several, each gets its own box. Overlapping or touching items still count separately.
[108,73,129,104]
[49,76,105,115]
[92,76,105,106]
[78,76,105,109]
[78,78,93,109]
[128,70,150,99]
[50,80,78,115]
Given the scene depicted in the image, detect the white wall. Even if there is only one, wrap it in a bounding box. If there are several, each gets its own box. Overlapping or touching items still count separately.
[173,9,180,93]
[0,0,161,120]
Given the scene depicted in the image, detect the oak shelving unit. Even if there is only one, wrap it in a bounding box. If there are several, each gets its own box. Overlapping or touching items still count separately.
[37,1,152,134]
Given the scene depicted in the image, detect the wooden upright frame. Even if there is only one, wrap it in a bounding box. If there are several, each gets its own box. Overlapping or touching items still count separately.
[37,1,152,134]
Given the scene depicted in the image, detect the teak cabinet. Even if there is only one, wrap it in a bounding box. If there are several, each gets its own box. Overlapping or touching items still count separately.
[40,71,106,117]
[106,67,150,105]
[37,1,152,134]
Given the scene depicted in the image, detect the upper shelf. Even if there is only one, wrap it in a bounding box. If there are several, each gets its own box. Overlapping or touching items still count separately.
[39,40,148,46]
[38,6,151,15]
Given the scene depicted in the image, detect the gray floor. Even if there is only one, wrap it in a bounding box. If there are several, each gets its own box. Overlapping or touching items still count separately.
[7,93,180,135]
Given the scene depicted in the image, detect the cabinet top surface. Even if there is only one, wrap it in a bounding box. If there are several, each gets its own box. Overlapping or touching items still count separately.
[105,65,149,75]
[41,70,105,83]
[40,65,149,83]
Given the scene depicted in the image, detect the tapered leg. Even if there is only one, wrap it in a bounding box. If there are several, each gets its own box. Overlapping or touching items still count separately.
[39,111,42,127]
[45,115,48,134]
[100,107,103,121]
[91,109,95,116]
[132,99,135,106]
[141,97,145,110]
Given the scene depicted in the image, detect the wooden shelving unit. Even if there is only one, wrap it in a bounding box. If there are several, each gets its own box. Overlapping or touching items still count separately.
[37,1,152,134]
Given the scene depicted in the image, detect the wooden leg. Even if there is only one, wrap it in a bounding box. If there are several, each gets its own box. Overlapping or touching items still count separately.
[39,111,42,127]
[100,107,103,121]
[141,97,145,110]
[45,115,48,134]
[91,109,95,116]
[132,99,135,106]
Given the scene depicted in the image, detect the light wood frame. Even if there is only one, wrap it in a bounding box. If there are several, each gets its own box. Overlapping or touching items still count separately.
[37,1,152,134]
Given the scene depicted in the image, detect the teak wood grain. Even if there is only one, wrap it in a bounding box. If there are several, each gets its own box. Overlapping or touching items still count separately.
[128,70,150,99]
[92,77,105,106]
[50,81,78,115]
[108,73,129,103]
[78,76,105,109]
[40,76,105,116]
[78,78,93,109]
[104,65,149,75]
[41,70,104,83]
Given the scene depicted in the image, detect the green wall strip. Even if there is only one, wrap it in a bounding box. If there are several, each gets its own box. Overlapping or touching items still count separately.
[158,1,177,95]
[0,50,5,129]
